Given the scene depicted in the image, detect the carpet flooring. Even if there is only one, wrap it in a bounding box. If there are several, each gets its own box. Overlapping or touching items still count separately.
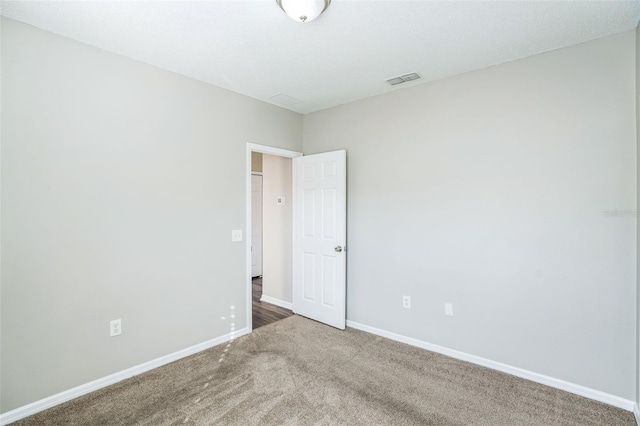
[13,315,635,425]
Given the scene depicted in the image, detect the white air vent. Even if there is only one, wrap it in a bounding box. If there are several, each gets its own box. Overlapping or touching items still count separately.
[386,73,422,86]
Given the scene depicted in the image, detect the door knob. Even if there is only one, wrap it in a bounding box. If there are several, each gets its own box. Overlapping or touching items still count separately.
[335,246,343,253]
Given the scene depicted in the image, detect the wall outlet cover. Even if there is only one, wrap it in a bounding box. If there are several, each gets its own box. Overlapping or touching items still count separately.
[402,295,411,309]
[110,319,122,337]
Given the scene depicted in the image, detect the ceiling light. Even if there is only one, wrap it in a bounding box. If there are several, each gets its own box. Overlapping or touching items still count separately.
[276,0,331,23]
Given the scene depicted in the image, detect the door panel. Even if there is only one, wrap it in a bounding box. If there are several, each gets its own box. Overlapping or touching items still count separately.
[293,150,346,329]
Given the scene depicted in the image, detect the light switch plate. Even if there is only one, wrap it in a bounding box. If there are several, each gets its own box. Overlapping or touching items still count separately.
[277,196,286,205]
[231,230,242,242]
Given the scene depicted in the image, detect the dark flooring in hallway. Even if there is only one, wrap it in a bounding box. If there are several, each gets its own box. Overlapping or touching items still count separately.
[252,277,293,329]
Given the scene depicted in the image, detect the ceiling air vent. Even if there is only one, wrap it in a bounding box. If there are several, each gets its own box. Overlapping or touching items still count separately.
[386,73,422,86]
[268,93,301,106]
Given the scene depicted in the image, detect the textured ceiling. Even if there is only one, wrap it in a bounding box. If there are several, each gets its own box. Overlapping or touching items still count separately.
[2,1,640,114]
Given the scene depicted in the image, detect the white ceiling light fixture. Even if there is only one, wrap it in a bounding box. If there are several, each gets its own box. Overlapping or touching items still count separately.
[276,0,331,23]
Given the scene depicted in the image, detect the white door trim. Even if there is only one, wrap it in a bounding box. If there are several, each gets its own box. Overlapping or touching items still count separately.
[245,143,302,333]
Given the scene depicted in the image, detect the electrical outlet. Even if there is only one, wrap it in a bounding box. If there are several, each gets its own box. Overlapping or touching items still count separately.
[444,303,454,316]
[231,230,242,242]
[402,295,411,309]
[110,319,122,337]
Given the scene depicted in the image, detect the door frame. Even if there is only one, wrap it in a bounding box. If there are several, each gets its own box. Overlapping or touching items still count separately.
[245,143,302,333]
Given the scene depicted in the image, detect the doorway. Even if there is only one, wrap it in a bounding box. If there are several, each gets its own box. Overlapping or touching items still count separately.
[246,144,302,331]
[246,144,347,332]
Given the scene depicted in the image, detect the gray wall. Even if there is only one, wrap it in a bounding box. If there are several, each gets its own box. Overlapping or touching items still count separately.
[0,17,302,412]
[304,31,637,399]
[262,154,293,304]
[2,15,638,414]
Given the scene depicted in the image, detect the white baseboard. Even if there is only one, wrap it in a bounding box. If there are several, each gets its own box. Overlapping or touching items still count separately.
[2,321,632,424]
[634,403,639,425]
[0,327,250,425]
[346,320,634,412]
[260,295,293,310]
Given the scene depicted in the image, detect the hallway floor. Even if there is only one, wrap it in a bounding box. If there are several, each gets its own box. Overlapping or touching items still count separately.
[252,277,293,329]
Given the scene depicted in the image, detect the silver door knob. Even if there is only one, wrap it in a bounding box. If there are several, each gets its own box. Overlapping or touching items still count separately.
[335,246,343,253]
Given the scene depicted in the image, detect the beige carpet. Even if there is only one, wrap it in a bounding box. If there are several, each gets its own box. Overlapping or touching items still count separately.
[13,315,635,425]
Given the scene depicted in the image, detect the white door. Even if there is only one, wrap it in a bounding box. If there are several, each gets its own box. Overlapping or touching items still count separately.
[251,174,263,277]
[293,150,346,329]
